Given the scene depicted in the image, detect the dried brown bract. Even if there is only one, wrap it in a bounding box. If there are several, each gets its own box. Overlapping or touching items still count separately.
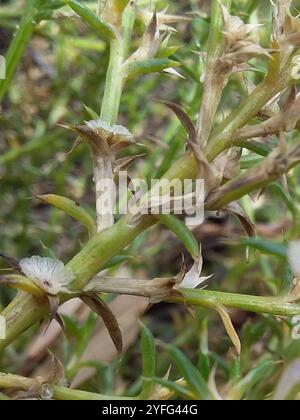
[220,5,271,70]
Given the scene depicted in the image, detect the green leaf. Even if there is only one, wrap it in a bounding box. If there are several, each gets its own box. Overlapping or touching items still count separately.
[279,261,294,295]
[124,59,180,80]
[236,139,270,157]
[148,377,193,399]
[155,134,185,178]
[227,359,277,400]
[35,0,66,21]
[67,0,117,41]
[229,355,242,383]
[157,46,180,59]
[75,312,98,359]
[102,254,133,270]
[83,104,100,120]
[37,194,96,236]
[139,324,156,399]
[165,344,215,400]
[65,36,106,52]
[0,0,38,102]
[156,214,200,260]
[241,319,268,370]
[198,353,211,381]
[0,133,58,165]
[240,155,263,170]
[46,1,66,9]
[270,183,297,218]
[62,315,82,339]
[197,318,210,380]
[241,238,287,258]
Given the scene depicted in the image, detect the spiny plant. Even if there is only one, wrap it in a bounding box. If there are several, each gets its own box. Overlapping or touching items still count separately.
[1,0,300,400]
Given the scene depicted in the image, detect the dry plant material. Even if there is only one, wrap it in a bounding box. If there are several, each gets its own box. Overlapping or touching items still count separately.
[81,294,123,355]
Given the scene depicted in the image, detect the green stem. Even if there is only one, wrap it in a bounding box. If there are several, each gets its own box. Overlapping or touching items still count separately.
[0,0,38,103]
[170,290,300,318]
[69,215,155,290]
[0,373,34,390]
[0,293,48,350]
[100,39,124,124]
[52,386,133,400]
[100,6,135,123]
[95,6,135,231]
[71,277,300,318]
[0,372,133,400]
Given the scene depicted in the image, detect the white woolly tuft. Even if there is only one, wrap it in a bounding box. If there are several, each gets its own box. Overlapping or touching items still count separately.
[86,120,133,138]
[20,256,75,295]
